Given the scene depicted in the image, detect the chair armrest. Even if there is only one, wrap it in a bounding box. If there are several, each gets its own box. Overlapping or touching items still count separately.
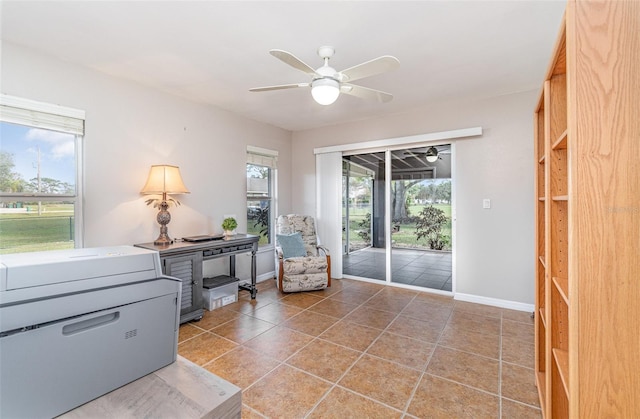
[275,246,284,260]
[317,245,330,257]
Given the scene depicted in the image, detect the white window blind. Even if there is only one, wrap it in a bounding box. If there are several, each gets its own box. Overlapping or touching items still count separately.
[247,145,277,168]
[0,94,85,135]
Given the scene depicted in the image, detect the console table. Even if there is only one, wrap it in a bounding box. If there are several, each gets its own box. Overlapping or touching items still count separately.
[135,234,259,324]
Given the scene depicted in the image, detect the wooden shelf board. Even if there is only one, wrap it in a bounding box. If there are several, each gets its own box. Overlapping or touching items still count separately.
[538,197,546,202]
[552,195,569,201]
[539,307,547,328]
[539,155,546,164]
[552,348,570,396]
[552,276,569,305]
[552,130,568,150]
[538,256,546,268]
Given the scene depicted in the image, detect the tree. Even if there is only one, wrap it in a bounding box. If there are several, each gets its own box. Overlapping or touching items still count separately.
[436,180,452,204]
[391,180,420,220]
[415,205,449,250]
[0,151,24,192]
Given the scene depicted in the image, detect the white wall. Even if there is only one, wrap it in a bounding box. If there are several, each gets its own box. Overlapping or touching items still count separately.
[292,91,536,305]
[2,42,292,280]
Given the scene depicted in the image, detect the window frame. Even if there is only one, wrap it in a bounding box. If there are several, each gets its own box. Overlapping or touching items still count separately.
[246,146,277,248]
[0,94,85,252]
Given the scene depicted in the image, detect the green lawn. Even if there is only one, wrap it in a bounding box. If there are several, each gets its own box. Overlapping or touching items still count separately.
[0,204,75,254]
[344,203,452,251]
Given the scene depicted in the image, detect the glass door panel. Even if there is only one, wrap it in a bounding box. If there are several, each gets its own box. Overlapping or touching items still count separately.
[342,154,386,281]
[390,145,453,291]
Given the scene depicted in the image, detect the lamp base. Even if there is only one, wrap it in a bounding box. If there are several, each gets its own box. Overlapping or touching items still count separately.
[154,200,173,246]
[154,233,172,246]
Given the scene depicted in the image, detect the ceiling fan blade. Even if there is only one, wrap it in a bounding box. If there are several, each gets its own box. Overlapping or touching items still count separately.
[341,83,394,103]
[269,49,318,76]
[249,83,309,92]
[339,56,400,82]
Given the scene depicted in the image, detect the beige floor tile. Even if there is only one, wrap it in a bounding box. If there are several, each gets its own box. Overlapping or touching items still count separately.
[502,308,535,324]
[401,300,453,323]
[339,354,421,410]
[319,320,382,352]
[282,310,340,336]
[178,323,204,343]
[211,314,275,344]
[363,293,413,313]
[502,335,535,369]
[203,346,280,389]
[177,332,237,366]
[280,292,325,309]
[243,325,313,361]
[241,404,265,419]
[439,324,501,359]
[287,339,360,382]
[454,301,503,318]
[328,288,375,305]
[386,315,446,343]
[366,331,435,370]
[193,306,239,330]
[407,374,499,419]
[307,298,359,318]
[501,363,540,407]
[243,365,332,418]
[412,291,455,307]
[343,306,398,330]
[502,319,535,342]
[446,310,501,336]
[308,386,402,418]
[342,281,385,296]
[225,296,272,315]
[426,346,500,394]
[502,398,543,418]
[250,301,303,325]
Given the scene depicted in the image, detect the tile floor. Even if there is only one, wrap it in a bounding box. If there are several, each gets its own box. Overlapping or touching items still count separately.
[343,248,453,291]
[178,279,540,418]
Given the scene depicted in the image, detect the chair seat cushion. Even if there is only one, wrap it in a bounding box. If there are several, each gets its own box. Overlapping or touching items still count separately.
[282,256,328,275]
[276,232,306,258]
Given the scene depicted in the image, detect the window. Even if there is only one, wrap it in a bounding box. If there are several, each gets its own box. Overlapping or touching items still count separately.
[0,94,85,254]
[247,146,277,246]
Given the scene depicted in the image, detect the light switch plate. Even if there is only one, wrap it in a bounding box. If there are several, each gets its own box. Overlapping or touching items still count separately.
[483,199,491,209]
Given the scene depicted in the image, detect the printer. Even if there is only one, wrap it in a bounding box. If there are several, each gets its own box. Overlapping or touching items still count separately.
[0,246,181,418]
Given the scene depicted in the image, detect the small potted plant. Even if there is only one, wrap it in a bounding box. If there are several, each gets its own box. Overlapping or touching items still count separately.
[222,217,238,236]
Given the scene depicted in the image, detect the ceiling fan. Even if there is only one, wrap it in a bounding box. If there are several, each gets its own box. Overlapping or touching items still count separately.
[249,46,400,105]
[396,146,451,162]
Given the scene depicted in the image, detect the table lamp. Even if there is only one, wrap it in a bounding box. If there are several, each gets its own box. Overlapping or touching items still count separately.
[141,164,190,245]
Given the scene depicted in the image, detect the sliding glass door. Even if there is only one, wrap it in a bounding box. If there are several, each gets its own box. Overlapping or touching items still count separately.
[342,145,453,292]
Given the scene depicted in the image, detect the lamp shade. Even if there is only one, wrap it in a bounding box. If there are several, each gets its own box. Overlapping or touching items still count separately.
[140,165,190,195]
[311,78,340,105]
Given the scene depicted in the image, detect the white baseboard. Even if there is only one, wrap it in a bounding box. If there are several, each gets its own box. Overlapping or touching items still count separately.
[454,293,534,313]
[256,271,275,283]
[238,271,275,284]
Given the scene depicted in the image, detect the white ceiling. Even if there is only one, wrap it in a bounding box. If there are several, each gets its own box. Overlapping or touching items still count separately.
[1,1,565,132]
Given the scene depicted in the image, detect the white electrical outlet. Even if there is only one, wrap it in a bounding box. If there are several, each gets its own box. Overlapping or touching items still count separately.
[483,199,491,209]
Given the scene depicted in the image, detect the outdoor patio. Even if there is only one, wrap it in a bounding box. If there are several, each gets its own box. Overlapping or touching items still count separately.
[342,247,452,292]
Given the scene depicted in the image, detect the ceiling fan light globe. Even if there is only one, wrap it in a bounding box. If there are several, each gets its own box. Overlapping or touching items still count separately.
[425,146,439,162]
[311,78,340,105]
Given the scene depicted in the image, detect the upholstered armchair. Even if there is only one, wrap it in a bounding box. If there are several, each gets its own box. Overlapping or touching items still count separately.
[275,214,331,292]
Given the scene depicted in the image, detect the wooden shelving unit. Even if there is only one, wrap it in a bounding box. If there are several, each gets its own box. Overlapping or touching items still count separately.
[533,1,640,417]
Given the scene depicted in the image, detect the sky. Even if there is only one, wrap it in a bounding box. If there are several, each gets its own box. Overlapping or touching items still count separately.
[0,122,76,185]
